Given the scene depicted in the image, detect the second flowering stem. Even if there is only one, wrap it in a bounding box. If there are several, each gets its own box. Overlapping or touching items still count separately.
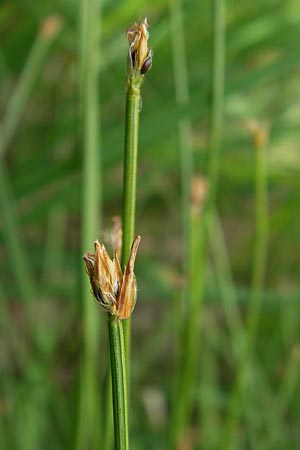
[122,18,152,367]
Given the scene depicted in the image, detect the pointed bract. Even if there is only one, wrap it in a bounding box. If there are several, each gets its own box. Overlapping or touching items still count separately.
[83,236,141,319]
[117,236,141,319]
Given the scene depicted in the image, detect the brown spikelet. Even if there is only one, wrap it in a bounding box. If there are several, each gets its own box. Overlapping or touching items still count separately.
[117,236,141,319]
[83,236,141,319]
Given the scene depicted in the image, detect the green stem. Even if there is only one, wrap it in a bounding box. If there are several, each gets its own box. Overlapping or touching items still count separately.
[0,16,61,300]
[168,0,204,446]
[208,0,226,209]
[247,142,268,346]
[0,19,61,450]
[102,368,114,450]
[0,16,62,157]
[169,209,205,448]
[0,161,35,302]
[77,0,102,447]
[121,73,143,369]
[108,316,129,450]
[169,0,194,268]
[221,136,269,449]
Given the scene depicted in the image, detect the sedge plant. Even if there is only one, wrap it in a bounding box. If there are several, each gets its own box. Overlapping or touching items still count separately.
[0,16,62,450]
[83,20,152,450]
[77,0,102,448]
[121,19,152,369]
[222,121,270,449]
[168,0,207,447]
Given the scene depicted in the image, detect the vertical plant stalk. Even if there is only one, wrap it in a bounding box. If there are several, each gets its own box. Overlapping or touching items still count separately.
[83,237,141,450]
[169,192,206,449]
[121,75,142,267]
[121,74,142,363]
[247,125,269,346]
[108,316,129,450]
[168,1,208,447]
[0,16,62,157]
[169,0,194,263]
[222,124,269,450]
[0,15,62,301]
[207,0,225,210]
[77,0,102,448]
[121,19,152,373]
[0,18,62,450]
[0,161,35,302]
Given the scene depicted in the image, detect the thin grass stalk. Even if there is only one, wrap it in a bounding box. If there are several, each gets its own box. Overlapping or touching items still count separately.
[208,216,247,450]
[42,206,67,283]
[0,16,62,157]
[42,88,70,284]
[0,16,61,300]
[209,216,289,448]
[170,208,205,448]
[83,236,141,450]
[168,1,216,446]
[199,338,221,450]
[121,18,152,375]
[221,126,269,449]
[169,0,194,261]
[121,73,142,365]
[102,369,114,450]
[0,161,35,302]
[168,0,203,447]
[207,0,225,209]
[108,316,129,450]
[247,127,269,346]
[77,0,102,447]
[257,346,300,450]
[0,19,62,450]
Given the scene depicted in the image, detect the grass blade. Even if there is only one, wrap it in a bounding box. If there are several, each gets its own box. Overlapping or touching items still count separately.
[76,0,102,448]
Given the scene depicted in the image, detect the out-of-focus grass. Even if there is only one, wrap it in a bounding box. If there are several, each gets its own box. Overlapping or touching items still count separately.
[1,0,300,449]
[77,0,102,448]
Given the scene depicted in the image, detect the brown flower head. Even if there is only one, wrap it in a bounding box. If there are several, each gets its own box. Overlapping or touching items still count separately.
[83,236,141,320]
[127,18,152,75]
[246,119,270,149]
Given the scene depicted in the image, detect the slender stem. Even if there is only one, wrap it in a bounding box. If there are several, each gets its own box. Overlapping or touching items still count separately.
[247,141,268,346]
[0,17,61,450]
[77,0,102,447]
[102,369,114,450]
[168,0,207,447]
[0,161,35,302]
[121,76,142,265]
[209,214,259,450]
[0,16,61,300]
[169,0,194,268]
[108,316,129,450]
[221,132,269,449]
[207,0,225,209]
[121,73,143,369]
[168,1,206,447]
[169,209,205,448]
[0,16,62,157]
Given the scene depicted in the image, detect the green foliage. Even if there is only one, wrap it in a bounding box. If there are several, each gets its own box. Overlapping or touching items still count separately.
[1,0,300,449]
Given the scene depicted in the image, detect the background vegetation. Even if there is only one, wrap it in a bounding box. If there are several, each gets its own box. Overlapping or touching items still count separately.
[1,0,300,449]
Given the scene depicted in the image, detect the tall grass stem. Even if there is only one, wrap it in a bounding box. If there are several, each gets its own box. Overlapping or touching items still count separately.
[247,137,268,345]
[108,316,129,450]
[121,73,143,373]
[208,0,225,208]
[221,132,269,449]
[0,16,62,157]
[77,0,102,447]
[168,1,206,446]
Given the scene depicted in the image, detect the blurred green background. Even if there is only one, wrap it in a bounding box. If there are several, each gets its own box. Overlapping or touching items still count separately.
[1,0,300,449]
